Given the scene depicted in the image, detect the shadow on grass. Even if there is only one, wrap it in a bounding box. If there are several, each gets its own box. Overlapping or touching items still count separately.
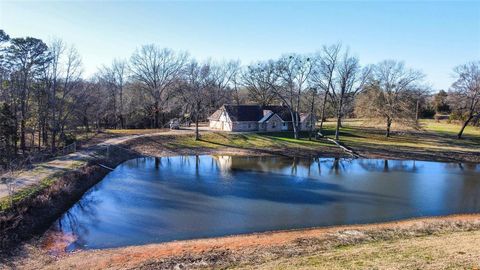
[198,138,291,157]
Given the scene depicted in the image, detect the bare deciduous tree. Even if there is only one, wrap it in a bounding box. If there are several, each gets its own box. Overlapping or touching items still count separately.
[97,59,128,129]
[242,62,278,106]
[269,54,313,139]
[130,45,188,128]
[355,60,426,137]
[330,51,370,140]
[310,44,341,131]
[207,60,240,112]
[180,60,212,140]
[112,60,128,129]
[56,45,83,142]
[449,61,480,139]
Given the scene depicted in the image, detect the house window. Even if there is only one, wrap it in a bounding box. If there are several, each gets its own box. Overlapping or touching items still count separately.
[283,123,287,127]
[248,123,251,128]
[272,122,276,128]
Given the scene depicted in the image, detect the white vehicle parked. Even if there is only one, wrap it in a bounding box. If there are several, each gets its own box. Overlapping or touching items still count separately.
[169,119,180,130]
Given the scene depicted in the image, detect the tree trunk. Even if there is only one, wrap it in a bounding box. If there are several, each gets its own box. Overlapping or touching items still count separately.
[154,102,159,128]
[290,111,299,140]
[333,157,340,174]
[119,115,125,129]
[415,99,420,122]
[38,125,41,150]
[195,103,200,141]
[13,105,18,156]
[84,115,90,132]
[20,75,28,154]
[30,129,35,151]
[51,127,57,153]
[119,86,124,129]
[112,91,117,129]
[334,95,344,140]
[20,117,26,154]
[51,79,57,153]
[234,82,240,106]
[319,93,328,131]
[154,157,160,169]
[458,114,474,139]
[386,117,392,137]
[42,122,48,147]
[309,91,316,141]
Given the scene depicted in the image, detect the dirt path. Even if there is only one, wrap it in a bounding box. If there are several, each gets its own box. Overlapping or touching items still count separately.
[0,130,192,201]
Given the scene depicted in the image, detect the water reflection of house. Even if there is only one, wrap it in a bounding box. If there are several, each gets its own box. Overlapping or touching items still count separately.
[208,104,315,132]
[213,155,233,172]
[212,155,319,176]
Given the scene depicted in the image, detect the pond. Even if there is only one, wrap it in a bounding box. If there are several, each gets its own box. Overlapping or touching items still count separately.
[47,155,480,251]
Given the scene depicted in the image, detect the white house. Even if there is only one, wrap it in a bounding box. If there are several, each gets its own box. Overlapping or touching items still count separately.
[208,104,316,132]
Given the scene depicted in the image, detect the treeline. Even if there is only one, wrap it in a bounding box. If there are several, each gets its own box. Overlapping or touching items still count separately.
[0,29,479,167]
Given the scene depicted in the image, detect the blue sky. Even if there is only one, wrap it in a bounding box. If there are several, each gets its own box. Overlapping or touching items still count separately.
[1,1,479,90]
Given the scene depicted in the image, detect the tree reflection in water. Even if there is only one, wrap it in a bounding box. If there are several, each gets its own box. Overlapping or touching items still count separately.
[52,185,104,250]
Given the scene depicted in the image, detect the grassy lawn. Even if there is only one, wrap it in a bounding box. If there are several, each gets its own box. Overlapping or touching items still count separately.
[420,119,480,137]
[122,119,479,161]
[165,132,332,151]
[320,119,480,154]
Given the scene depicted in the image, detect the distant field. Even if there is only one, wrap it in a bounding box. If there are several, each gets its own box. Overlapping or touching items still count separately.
[420,119,480,137]
[323,118,480,136]
[319,119,480,158]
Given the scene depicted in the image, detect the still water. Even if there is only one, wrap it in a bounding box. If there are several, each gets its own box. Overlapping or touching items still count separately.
[49,156,480,250]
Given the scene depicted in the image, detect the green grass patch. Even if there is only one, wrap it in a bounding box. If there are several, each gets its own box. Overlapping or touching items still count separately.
[319,119,480,152]
[172,132,331,150]
[0,160,87,212]
[0,171,64,212]
[420,119,480,137]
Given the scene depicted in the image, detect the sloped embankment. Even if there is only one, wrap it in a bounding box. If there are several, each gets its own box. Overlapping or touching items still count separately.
[0,147,138,253]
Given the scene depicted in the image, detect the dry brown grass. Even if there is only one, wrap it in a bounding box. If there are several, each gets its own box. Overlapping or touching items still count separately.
[8,216,480,270]
[235,230,480,270]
